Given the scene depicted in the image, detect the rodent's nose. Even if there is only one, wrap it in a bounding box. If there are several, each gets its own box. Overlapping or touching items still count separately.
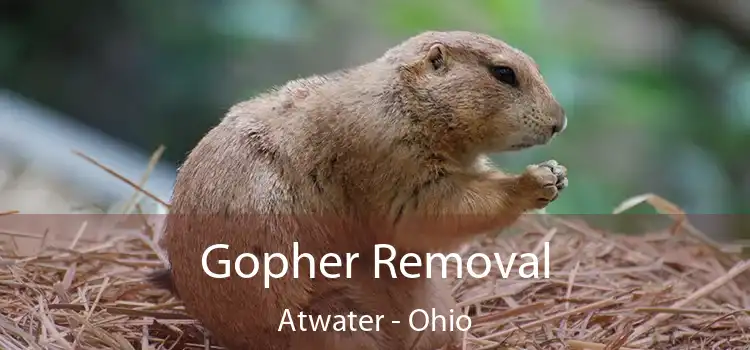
[551,105,567,135]
[552,116,567,135]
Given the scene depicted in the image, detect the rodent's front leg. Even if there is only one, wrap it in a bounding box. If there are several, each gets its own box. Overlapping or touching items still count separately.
[392,159,567,251]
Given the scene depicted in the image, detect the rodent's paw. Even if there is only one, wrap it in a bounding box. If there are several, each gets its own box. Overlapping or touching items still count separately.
[519,160,567,209]
[541,159,568,192]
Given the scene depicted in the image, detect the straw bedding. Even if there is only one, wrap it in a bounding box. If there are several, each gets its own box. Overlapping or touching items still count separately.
[1,195,749,350]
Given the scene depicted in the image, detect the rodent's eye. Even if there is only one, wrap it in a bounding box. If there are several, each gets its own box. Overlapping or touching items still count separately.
[489,66,518,87]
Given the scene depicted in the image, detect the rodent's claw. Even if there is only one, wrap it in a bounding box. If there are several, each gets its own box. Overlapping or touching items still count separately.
[540,160,568,190]
[520,159,567,209]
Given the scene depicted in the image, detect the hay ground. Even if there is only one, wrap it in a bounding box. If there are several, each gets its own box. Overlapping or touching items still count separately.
[1,200,749,350]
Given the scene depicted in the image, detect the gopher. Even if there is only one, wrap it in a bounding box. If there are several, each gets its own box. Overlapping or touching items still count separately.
[150,30,568,350]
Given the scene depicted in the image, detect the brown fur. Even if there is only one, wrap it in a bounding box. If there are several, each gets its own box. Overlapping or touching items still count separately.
[154,31,568,350]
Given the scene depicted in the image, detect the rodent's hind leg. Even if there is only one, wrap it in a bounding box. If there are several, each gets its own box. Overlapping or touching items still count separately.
[289,285,401,350]
[211,326,294,350]
[401,278,462,350]
[289,330,381,350]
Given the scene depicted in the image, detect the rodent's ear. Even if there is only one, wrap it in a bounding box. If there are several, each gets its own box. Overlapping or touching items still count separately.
[424,43,447,71]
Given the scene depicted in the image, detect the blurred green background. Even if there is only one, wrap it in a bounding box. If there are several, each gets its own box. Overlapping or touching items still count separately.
[0,0,748,232]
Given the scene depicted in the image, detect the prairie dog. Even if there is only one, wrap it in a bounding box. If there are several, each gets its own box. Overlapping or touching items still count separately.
[151,31,568,350]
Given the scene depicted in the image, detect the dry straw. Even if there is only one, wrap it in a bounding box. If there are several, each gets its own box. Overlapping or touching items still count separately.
[1,149,749,349]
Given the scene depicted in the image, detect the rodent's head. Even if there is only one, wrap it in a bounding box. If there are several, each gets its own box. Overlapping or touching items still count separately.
[382,31,567,154]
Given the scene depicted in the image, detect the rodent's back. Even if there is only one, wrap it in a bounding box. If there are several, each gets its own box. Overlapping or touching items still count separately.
[160,107,320,348]
[172,69,393,210]
[160,71,420,348]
